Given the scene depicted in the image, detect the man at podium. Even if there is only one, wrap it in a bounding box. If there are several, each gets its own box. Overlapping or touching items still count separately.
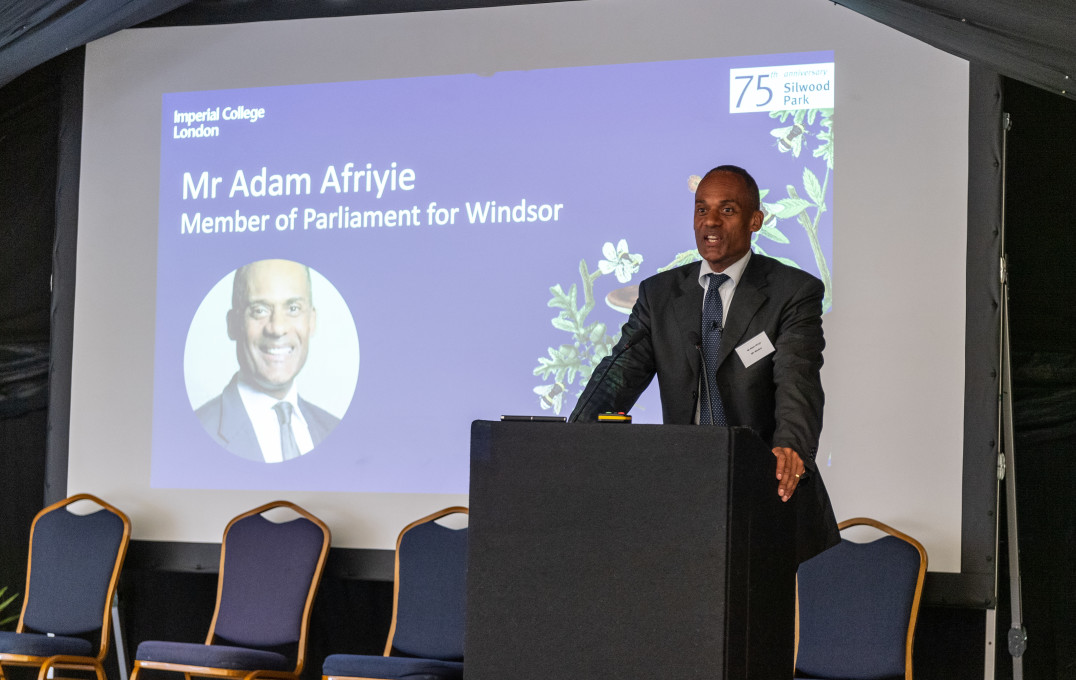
[569,164,838,563]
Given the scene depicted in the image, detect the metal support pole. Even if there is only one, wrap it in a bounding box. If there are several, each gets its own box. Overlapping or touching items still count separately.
[984,608,997,680]
[997,111,1026,680]
[112,592,129,680]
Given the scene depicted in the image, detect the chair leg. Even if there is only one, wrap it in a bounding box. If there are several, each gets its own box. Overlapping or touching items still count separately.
[34,656,102,680]
[36,659,53,680]
[793,575,800,671]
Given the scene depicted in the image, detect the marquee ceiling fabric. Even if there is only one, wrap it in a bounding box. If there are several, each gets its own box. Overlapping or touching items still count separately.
[0,0,565,90]
[1,0,1076,94]
[830,0,1076,101]
[0,0,189,90]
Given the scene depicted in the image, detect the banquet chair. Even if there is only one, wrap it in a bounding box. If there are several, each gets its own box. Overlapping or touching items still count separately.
[322,507,468,680]
[0,494,130,680]
[131,501,330,680]
[795,517,927,680]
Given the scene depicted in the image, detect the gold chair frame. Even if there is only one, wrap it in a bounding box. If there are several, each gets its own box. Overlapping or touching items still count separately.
[795,516,928,680]
[0,494,131,680]
[323,506,468,680]
[131,500,331,680]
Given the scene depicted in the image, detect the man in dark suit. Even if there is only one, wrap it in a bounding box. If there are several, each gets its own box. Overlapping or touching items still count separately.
[196,259,340,463]
[570,165,838,563]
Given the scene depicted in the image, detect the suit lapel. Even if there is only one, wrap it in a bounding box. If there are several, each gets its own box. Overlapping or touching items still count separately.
[672,263,704,370]
[298,397,324,445]
[716,255,768,368]
[218,376,252,445]
[219,375,261,457]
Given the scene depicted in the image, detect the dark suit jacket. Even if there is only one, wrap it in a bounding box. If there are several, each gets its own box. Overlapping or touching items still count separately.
[570,254,839,563]
[196,374,341,462]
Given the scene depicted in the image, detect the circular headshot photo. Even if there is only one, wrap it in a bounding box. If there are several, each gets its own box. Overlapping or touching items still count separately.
[184,259,359,463]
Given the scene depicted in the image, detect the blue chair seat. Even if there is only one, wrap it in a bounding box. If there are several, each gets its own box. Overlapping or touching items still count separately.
[795,518,926,680]
[323,654,463,680]
[135,640,290,671]
[320,508,468,680]
[0,631,94,657]
[129,502,331,680]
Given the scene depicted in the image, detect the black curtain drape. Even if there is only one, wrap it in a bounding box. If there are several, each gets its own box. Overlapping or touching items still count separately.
[1000,77,1076,680]
[830,0,1076,101]
[0,56,63,617]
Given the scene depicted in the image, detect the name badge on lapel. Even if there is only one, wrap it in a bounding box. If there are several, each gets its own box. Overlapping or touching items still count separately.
[735,331,775,368]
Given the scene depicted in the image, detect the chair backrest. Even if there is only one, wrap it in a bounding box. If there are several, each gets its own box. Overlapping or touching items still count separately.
[385,507,468,661]
[206,501,330,673]
[795,518,927,680]
[19,494,130,659]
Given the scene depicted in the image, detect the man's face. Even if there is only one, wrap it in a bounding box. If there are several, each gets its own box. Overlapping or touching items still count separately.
[229,260,316,399]
[693,171,763,272]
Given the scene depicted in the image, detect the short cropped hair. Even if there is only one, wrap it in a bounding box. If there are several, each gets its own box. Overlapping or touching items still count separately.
[702,165,761,214]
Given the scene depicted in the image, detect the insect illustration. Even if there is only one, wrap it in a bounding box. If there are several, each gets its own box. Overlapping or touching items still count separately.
[770,123,806,156]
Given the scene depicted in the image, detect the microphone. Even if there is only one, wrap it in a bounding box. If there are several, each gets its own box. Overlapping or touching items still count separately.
[568,325,650,422]
[690,331,716,425]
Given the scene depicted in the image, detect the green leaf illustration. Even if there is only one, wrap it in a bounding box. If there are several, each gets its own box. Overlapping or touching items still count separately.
[761,108,834,312]
[758,221,791,244]
[813,111,834,169]
[551,316,576,332]
[803,167,825,206]
[547,283,572,310]
[533,344,580,383]
[775,196,813,218]
[0,587,17,630]
[534,241,644,414]
[752,241,803,269]
[587,322,607,343]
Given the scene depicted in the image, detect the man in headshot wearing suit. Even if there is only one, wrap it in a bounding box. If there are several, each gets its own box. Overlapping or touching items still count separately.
[197,258,340,463]
[569,164,838,564]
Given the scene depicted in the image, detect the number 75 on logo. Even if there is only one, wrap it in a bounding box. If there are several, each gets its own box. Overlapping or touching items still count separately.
[729,63,835,114]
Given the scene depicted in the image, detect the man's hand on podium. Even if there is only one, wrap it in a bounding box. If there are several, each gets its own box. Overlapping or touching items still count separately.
[773,446,805,502]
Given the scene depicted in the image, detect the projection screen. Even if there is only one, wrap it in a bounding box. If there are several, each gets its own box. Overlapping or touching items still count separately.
[67,0,970,573]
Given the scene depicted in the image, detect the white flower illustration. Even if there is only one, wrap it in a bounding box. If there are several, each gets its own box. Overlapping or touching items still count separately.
[598,239,643,283]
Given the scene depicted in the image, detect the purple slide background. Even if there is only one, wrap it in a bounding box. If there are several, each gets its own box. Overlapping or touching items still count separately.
[151,51,834,492]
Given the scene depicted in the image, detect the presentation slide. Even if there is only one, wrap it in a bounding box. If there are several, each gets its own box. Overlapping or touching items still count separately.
[153,52,834,492]
[70,0,968,567]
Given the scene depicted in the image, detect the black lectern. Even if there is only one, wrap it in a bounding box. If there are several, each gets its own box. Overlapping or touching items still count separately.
[466,420,796,680]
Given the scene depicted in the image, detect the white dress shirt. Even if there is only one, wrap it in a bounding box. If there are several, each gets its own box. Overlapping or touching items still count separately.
[694,250,753,423]
[236,379,316,463]
[697,249,752,322]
